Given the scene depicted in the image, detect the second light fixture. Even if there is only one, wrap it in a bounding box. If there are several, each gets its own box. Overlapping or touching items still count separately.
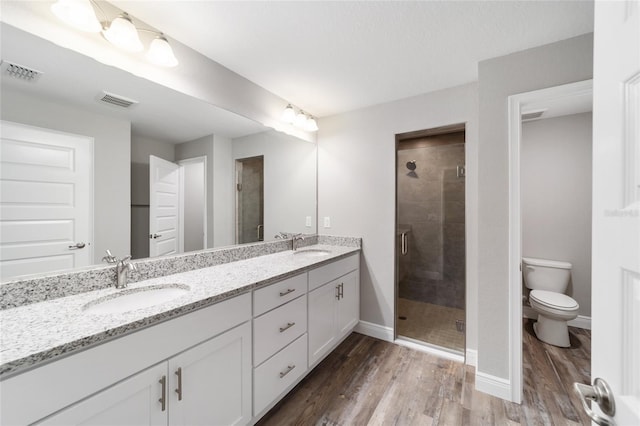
[282,104,319,132]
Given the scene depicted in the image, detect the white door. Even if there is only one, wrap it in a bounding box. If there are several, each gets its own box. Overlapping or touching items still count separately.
[37,363,167,426]
[168,322,252,426]
[589,1,640,424]
[0,121,92,280]
[149,155,180,258]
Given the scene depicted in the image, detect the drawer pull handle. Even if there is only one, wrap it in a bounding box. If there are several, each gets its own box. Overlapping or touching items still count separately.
[279,288,295,297]
[175,367,183,401]
[279,364,296,378]
[279,322,296,332]
[159,375,167,412]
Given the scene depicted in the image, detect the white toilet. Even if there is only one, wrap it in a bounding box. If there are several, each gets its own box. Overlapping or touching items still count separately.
[522,257,579,347]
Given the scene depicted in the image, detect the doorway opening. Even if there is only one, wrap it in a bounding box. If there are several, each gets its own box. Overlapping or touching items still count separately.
[395,123,466,355]
[507,79,593,404]
[235,156,264,244]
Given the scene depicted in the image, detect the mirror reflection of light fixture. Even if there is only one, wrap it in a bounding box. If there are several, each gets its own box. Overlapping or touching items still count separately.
[147,35,179,67]
[103,13,143,52]
[282,104,296,124]
[51,0,101,33]
[51,1,178,67]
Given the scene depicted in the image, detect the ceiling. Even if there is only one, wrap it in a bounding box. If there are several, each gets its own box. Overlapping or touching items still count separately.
[113,0,594,118]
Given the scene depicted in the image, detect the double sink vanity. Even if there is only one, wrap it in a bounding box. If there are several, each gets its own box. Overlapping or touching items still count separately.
[0,236,361,425]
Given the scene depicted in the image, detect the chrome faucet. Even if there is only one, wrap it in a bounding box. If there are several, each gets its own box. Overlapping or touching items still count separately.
[274,232,305,251]
[102,250,137,289]
[292,234,305,251]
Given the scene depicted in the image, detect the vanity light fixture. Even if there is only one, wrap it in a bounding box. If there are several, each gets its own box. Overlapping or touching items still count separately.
[282,104,296,124]
[146,35,179,67]
[305,116,319,132]
[51,0,101,33]
[102,13,143,52]
[51,0,179,67]
[295,110,308,128]
[281,104,319,132]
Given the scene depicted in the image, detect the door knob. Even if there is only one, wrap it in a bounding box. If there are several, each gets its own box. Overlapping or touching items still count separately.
[149,233,162,239]
[573,378,616,425]
[68,242,86,249]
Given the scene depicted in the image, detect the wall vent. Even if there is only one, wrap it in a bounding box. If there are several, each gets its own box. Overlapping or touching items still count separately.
[98,91,139,108]
[521,109,547,122]
[0,60,43,82]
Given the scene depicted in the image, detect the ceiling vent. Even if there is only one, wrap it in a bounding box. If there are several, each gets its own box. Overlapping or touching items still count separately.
[0,60,43,82]
[521,109,547,122]
[98,91,139,108]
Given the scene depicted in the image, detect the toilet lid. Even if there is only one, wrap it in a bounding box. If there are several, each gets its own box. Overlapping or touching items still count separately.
[530,290,579,309]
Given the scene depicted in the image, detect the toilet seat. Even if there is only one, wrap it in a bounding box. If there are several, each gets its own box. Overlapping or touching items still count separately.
[530,290,578,310]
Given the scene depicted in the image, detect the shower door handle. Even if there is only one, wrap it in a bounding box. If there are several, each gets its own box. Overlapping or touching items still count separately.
[401,232,408,255]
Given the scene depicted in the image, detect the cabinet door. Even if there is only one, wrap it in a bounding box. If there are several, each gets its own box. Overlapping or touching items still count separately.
[37,364,167,426]
[308,281,338,366]
[337,270,359,338]
[168,322,251,426]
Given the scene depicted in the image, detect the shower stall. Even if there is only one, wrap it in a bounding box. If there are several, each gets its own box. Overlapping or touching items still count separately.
[395,126,466,353]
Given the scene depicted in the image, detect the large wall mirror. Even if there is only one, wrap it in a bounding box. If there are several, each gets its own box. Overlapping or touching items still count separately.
[0,23,317,281]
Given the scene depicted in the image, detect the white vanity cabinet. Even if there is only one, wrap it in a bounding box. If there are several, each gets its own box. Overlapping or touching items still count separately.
[252,273,308,417]
[308,254,360,366]
[38,322,252,426]
[1,293,252,426]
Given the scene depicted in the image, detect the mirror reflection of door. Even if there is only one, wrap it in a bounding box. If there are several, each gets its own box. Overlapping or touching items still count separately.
[236,156,264,244]
[178,157,206,252]
[0,121,93,280]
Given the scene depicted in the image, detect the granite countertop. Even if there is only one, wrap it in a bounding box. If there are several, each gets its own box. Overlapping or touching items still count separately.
[0,244,359,378]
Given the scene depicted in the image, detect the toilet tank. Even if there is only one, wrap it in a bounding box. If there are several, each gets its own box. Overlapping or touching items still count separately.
[522,257,572,292]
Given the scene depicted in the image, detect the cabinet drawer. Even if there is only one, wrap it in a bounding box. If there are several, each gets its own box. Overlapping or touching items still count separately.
[254,295,307,366]
[253,273,307,316]
[308,253,359,291]
[253,334,307,416]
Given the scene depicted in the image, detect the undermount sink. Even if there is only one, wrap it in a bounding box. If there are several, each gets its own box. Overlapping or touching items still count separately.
[293,248,331,257]
[83,284,190,315]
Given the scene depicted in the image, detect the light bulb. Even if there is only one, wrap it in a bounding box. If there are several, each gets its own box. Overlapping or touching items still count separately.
[103,13,143,52]
[295,110,308,128]
[282,104,296,124]
[51,0,101,33]
[147,35,178,67]
[305,116,319,132]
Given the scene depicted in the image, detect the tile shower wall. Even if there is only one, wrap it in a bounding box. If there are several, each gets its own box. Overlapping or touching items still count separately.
[397,133,465,309]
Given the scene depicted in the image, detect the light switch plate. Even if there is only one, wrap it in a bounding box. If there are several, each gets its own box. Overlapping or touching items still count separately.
[323,216,331,228]
[305,216,312,227]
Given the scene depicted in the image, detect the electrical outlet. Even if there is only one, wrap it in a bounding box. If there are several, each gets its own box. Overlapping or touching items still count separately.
[323,216,331,228]
[305,216,312,227]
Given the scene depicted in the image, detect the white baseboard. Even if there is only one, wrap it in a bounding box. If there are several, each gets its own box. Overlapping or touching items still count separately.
[568,315,591,330]
[475,371,513,401]
[354,320,394,342]
[394,336,464,363]
[465,349,477,367]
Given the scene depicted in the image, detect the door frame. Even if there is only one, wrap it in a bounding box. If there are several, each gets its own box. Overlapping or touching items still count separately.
[177,156,208,252]
[507,79,593,404]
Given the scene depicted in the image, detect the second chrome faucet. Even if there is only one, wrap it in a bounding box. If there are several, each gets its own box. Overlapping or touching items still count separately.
[275,232,305,251]
[102,250,137,289]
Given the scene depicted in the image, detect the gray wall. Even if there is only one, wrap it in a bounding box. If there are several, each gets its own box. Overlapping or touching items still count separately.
[522,112,592,316]
[477,34,593,379]
[318,83,479,355]
[1,87,131,264]
[212,135,235,247]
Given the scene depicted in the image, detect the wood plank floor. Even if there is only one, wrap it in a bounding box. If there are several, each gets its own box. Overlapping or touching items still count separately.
[257,320,591,426]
